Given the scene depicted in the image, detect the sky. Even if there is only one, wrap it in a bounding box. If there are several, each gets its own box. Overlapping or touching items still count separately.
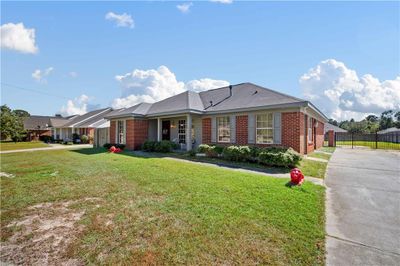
[1,0,399,121]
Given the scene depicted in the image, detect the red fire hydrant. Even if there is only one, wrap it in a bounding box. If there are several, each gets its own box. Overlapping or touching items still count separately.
[290,168,304,185]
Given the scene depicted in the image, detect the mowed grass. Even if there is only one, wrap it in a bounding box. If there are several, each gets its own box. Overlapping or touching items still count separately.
[0,141,49,151]
[318,146,336,153]
[1,148,326,265]
[307,152,331,161]
[336,141,400,150]
[299,159,327,179]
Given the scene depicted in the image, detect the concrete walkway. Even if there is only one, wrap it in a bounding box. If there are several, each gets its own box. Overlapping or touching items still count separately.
[0,144,93,154]
[325,148,400,265]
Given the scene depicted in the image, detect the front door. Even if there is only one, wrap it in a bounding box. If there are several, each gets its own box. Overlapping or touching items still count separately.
[162,121,170,140]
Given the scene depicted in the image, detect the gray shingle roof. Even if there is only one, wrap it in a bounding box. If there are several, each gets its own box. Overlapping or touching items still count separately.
[324,123,348,133]
[146,91,204,115]
[62,108,111,127]
[199,83,305,112]
[23,116,52,130]
[104,103,152,119]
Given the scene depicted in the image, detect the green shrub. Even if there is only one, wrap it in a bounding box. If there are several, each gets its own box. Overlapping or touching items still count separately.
[154,140,175,153]
[142,140,157,152]
[188,149,197,157]
[258,147,301,168]
[80,135,89,144]
[197,144,211,153]
[223,145,251,161]
[214,145,224,155]
[205,146,219,158]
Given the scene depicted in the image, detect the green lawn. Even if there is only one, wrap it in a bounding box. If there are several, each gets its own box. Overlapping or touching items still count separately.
[0,148,325,265]
[307,152,331,161]
[0,141,49,151]
[318,146,336,153]
[299,159,327,179]
[336,141,400,150]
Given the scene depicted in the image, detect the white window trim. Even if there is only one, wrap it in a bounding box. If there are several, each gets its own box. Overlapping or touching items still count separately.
[178,119,186,144]
[217,116,231,143]
[308,116,313,143]
[256,112,274,144]
[116,120,126,144]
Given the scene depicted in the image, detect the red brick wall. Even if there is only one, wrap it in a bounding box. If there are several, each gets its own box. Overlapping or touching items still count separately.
[281,112,303,154]
[132,119,149,150]
[202,118,211,144]
[316,121,324,149]
[110,120,116,144]
[126,119,135,150]
[236,115,248,145]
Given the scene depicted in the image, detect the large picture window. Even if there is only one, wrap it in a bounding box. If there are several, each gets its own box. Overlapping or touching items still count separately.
[256,113,273,144]
[178,119,186,144]
[217,116,230,142]
[117,120,125,144]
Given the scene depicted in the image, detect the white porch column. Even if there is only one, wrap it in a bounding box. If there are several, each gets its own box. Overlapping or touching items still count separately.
[157,118,162,141]
[186,114,192,151]
[60,128,63,140]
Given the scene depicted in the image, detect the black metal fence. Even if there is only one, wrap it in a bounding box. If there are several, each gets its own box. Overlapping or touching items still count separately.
[334,132,400,150]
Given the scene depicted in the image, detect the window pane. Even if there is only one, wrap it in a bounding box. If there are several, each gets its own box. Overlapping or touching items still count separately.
[217,116,230,142]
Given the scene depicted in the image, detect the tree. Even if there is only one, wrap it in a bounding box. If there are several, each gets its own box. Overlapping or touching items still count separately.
[328,119,338,126]
[365,115,378,123]
[0,105,29,141]
[379,110,394,130]
[394,111,400,128]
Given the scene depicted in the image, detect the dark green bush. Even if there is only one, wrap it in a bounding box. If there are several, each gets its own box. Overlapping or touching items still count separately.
[223,145,251,161]
[213,145,224,155]
[197,144,211,153]
[80,135,89,144]
[258,147,301,167]
[39,135,54,143]
[142,140,157,152]
[154,140,175,153]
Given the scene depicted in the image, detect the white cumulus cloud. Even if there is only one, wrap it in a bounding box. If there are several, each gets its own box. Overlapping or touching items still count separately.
[210,0,233,4]
[300,59,400,121]
[1,22,38,54]
[177,2,193,13]
[112,65,229,108]
[105,12,134,28]
[69,71,78,78]
[60,94,90,116]
[32,67,54,83]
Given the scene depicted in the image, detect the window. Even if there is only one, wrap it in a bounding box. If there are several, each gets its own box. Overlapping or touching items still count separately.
[217,116,230,142]
[308,116,313,143]
[117,120,125,144]
[178,119,186,144]
[256,113,273,144]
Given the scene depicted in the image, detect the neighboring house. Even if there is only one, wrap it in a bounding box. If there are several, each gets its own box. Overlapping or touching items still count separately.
[324,123,348,134]
[102,83,328,154]
[23,116,54,141]
[51,108,112,143]
[377,127,400,134]
[24,108,113,143]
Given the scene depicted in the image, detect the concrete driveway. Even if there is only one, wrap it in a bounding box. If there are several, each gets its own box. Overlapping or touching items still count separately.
[325,148,400,265]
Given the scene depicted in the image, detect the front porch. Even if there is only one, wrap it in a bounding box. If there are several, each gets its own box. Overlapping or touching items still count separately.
[147,114,202,151]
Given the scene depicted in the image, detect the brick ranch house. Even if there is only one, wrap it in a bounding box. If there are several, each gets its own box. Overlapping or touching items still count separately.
[100,83,327,154]
[23,108,112,144]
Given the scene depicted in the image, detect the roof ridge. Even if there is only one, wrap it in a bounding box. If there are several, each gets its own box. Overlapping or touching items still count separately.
[247,82,305,102]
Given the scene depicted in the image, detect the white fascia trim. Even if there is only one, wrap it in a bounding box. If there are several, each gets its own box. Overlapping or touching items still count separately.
[69,108,111,128]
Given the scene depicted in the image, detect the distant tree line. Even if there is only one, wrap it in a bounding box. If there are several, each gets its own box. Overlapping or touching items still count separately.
[329,110,400,134]
[0,105,30,141]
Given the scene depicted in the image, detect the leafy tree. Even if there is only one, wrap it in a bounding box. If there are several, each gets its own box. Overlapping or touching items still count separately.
[379,110,394,130]
[328,119,338,126]
[0,105,29,141]
[365,115,378,123]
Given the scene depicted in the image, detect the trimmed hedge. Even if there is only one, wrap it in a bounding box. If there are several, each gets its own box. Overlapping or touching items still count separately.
[197,144,301,168]
[258,147,301,168]
[222,145,251,162]
[142,140,178,153]
[103,143,126,150]
[197,144,224,157]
